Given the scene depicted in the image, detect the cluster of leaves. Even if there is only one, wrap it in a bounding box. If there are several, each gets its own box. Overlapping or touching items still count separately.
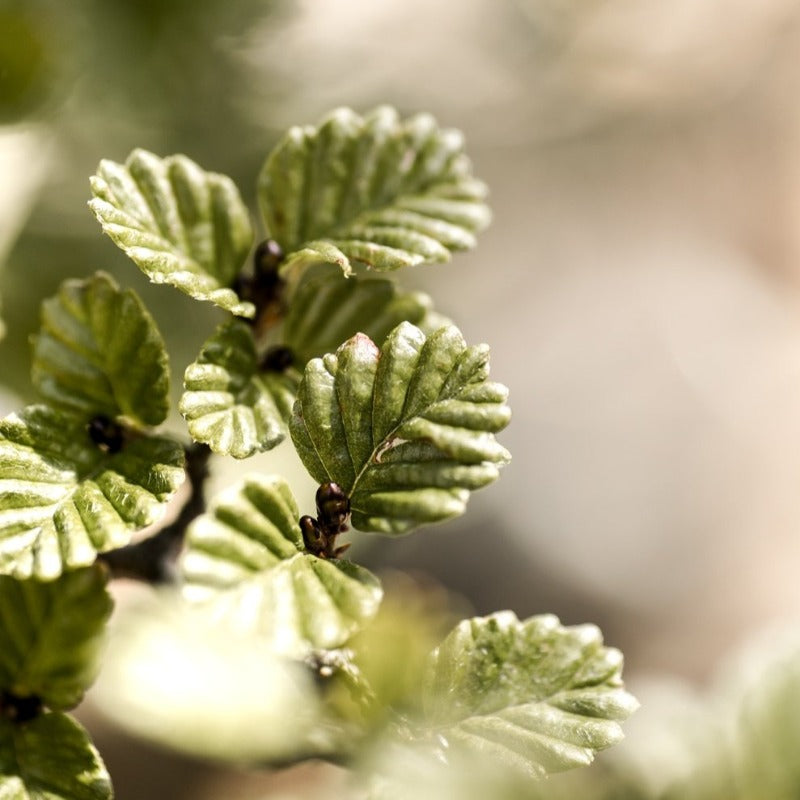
[0,107,637,798]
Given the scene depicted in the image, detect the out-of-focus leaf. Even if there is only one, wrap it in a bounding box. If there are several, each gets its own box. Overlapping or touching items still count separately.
[92,593,338,764]
[181,474,382,657]
[180,319,296,458]
[421,612,639,778]
[0,712,111,799]
[290,322,510,534]
[258,106,490,278]
[0,405,184,580]
[31,272,170,426]
[0,565,112,710]
[283,270,432,364]
[89,149,254,316]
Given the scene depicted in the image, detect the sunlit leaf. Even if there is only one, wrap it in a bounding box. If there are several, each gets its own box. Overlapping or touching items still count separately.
[179,319,297,458]
[258,106,490,278]
[89,149,254,316]
[0,566,112,710]
[0,405,185,580]
[0,713,111,799]
[92,594,336,764]
[283,269,433,364]
[290,322,510,534]
[421,612,639,778]
[181,474,382,657]
[31,271,170,426]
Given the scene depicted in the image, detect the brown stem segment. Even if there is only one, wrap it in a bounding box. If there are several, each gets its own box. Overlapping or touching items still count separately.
[97,443,212,583]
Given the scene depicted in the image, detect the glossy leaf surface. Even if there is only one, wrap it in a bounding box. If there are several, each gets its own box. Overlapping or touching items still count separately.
[0,566,112,709]
[0,713,111,799]
[89,149,254,316]
[258,107,490,277]
[422,612,639,778]
[0,405,185,579]
[181,474,382,657]
[180,320,296,458]
[290,322,511,533]
[31,272,170,426]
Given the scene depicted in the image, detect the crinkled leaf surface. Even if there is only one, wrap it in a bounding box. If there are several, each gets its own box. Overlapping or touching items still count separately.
[421,612,639,778]
[180,320,297,459]
[284,270,432,364]
[31,271,170,426]
[89,149,254,316]
[0,405,185,580]
[0,712,111,799]
[290,322,511,534]
[258,106,491,277]
[181,474,382,657]
[0,565,111,709]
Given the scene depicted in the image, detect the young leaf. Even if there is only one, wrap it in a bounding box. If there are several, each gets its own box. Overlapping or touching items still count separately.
[0,566,112,709]
[0,712,112,799]
[89,149,255,316]
[290,322,511,534]
[181,474,382,657]
[283,269,433,364]
[180,319,297,459]
[258,106,491,278]
[0,405,185,580]
[31,271,170,427]
[421,612,639,779]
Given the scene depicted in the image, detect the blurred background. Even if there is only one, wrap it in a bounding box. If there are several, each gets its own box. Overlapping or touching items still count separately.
[4,0,800,796]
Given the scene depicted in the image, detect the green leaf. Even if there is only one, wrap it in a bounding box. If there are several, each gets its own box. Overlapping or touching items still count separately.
[0,405,185,580]
[283,270,433,364]
[93,594,334,764]
[421,612,639,779]
[290,322,511,534]
[31,271,170,427]
[0,566,112,710]
[89,149,255,316]
[258,106,490,278]
[179,319,297,459]
[181,474,383,657]
[0,712,112,799]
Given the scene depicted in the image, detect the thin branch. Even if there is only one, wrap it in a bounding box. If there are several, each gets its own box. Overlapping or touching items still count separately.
[98,442,211,583]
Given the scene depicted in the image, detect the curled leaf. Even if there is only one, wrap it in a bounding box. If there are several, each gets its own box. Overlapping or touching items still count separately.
[31,271,170,427]
[258,107,490,278]
[89,149,254,316]
[181,474,383,657]
[180,320,296,459]
[421,612,639,778]
[290,322,511,534]
[0,405,185,580]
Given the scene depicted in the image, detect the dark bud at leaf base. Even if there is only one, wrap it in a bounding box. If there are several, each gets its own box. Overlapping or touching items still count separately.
[316,482,350,534]
[300,515,327,555]
[260,345,294,372]
[1,690,43,723]
[253,239,284,285]
[87,414,125,454]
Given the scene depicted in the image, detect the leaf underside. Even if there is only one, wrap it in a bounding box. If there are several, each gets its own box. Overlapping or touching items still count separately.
[0,565,112,710]
[31,271,170,427]
[181,474,382,657]
[283,269,433,364]
[0,713,112,800]
[290,322,511,534]
[0,405,185,580]
[422,612,639,779]
[180,320,297,459]
[89,149,254,316]
[258,106,491,278]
